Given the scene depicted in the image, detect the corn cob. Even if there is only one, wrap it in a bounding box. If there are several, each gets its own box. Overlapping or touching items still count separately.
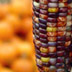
[32,0,72,72]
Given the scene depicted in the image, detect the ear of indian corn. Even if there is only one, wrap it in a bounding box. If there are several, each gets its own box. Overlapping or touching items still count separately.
[32,0,72,72]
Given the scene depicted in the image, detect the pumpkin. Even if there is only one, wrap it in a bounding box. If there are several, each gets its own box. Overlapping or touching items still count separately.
[9,0,32,16]
[0,68,13,72]
[0,42,18,66]
[11,36,22,44]
[0,63,3,69]
[11,58,34,72]
[0,21,14,40]
[25,30,34,46]
[14,41,34,59]
[0,4,8,19]
[5,14,21,33]
[21,17,32,34]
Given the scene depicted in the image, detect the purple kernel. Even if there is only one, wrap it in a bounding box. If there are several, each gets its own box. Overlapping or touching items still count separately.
[47,17,57,23]
[57,46,65,51]
[39,28,47,34]
[48,42,57,46]
[39,18,47,24]
[40,53,49,57]
[40,42,48,48]
[57,57,64,63]
[39,23,47,29]
[49,53,56,58]
[40,38,48,43]
[39,33,47,38]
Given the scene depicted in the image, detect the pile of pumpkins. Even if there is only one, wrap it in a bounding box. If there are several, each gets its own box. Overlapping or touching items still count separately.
[0,0,38,72]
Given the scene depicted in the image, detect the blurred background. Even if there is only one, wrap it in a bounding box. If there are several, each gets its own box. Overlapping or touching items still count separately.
[0,0,39,72]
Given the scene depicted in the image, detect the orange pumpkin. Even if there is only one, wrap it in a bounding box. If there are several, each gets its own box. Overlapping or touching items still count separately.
[9,0,32,16]
[0,40,2,44]
[0,21,14,40]
[25,30,33,44]
[0,4,8,19]
[0,63,2,69]
[21,17,32,34]
[11,36,35,59]
[11,36,22,44]
[0,68,13,72]
[0,42,18,66]
[5,14,21,33]
[11,58,34,72]
[14,41,34,59]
